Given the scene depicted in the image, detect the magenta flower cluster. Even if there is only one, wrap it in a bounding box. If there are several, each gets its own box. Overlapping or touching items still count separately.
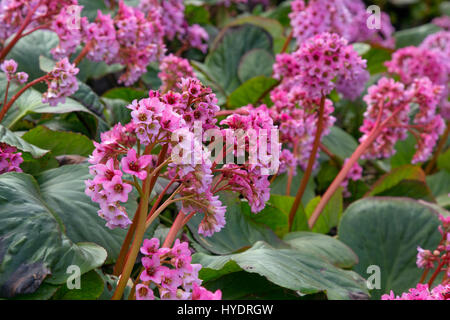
[382,283,450,300]
[1,59,28,83]
[135,238,221,300]
[86,77,279,237]
[158,54,196,93]
[42,57,79,106]
[359,76,445,164]
[0,143,23,174]
[289,0,395,48]
[273,32,369,100]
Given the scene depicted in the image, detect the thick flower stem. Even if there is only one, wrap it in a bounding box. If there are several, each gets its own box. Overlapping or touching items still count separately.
[73,41,93,66]
[288,96,325,231]
[0,75,50,123]
[307,104,408,229]
[111,144,168,300]
[162,211,186,248]
[308,124,384,229]
[113,204,140,276]
[428,260,446,287]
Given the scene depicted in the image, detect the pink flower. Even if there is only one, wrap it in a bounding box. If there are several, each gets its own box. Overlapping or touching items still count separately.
[121,149,153,180]
[136,284,155,300]
[1,59,17,80]
[0,143,23,174]
[42,58,79,106]
[140,238,160,255]
[141,256,165,283]
[103,175,132,203]
[191,283,222,300]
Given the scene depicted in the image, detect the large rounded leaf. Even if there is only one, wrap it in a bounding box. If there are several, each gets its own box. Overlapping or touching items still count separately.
[0,172,107,298]
[338,197,442,299]
[35,164,138,262]
[205,24,273,95]
[188,192,286,255]
[193,241,369,300]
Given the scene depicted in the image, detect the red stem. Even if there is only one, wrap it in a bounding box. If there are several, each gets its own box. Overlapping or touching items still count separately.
[0,75,50,123]
[162,211,186,248]
[288,97,325,231]
[428,260,446,287]
[0,2,41,61]
[307,104,403,229]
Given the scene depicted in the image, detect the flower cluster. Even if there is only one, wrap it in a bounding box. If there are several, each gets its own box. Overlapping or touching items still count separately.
[268,93,335,171]
[138,0,209,53]
[85,77,276,236]
[0,59,28,83]
[158,54,196,93]
[274,32,369,100]
[0,143,23,174]
[382,283,450,300]
[289,0,395,48]
[51,4,85,59]
[416,214,450,274]
[42,58,79,106]
[0,0,78,42]
[135,238,222,300]
[85,123,138,229]
[359,77,445,163]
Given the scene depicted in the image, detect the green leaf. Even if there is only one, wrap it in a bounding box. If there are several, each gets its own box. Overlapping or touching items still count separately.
[304,188,343,234]
[224,16,284,39]
[52,270,104,300]
[102,88,148,103]
[270,172,316,205]
[394,23,441,48]
[322,126,359,161]
[35,164,138,263]
[338,197,442,299]
[366,165,434,201]
[227,76,277,109]
[7,31,58,83]
[237,49,274,83]
[206,24,273,95]
[1,84,95,129]
[193,241,369,300]
[72,82,105,116]
[0,125,48,158]
[363,47,392,75]
[283,232,358,269]
[426,171,450,208]
[437,148,450,173]
[390,133,417,168]
[245,194,309,237]
[188,192,286,255]
[102,98,131,126]
[22,126,94,157]
[0,172,107,298]
[202,271,307,300]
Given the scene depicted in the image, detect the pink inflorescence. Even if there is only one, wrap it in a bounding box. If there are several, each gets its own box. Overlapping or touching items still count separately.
[289,0,395,48]
[85,123,138,229]
[359,77,445,163]
[382,283,450,300]
[1,59,28,83]
[135,238,222,300]
[0,0,78,42]
[158,54,196,93]
[42,57,79,106]
[274,32,369,100]
[0,143,23,174]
